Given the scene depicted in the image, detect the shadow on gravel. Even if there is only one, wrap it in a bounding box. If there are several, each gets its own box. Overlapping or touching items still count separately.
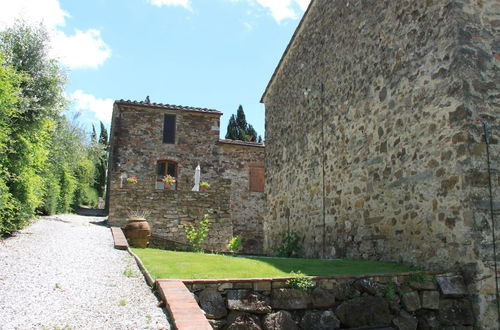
[75,207,108,217]
[90,219,109,227]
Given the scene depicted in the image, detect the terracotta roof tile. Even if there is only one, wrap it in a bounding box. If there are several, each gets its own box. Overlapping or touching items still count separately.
[218,139,265,148]
[115,99,223,115]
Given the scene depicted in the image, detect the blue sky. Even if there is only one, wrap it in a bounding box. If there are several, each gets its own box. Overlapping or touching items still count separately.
[0,0,310,138]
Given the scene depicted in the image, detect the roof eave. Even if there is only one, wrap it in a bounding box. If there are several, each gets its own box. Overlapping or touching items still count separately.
[114,100,223,116]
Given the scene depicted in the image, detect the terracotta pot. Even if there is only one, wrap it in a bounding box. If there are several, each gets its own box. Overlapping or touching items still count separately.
[123,218,151,248]
[200,186,208,192]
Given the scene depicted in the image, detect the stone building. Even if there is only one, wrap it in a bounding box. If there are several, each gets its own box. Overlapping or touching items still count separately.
[107,100,265,254]
[261,0,498,328]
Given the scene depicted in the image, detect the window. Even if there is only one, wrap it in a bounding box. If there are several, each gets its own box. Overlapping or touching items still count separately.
[163,114,176,144]
[156,160,178,190]
[249,167,265,192]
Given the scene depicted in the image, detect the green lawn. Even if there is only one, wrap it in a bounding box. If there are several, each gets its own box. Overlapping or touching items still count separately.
[131,248,418,279]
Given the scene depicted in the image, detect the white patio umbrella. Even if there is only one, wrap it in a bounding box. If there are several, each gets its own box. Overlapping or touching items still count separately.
[192,164,201,191]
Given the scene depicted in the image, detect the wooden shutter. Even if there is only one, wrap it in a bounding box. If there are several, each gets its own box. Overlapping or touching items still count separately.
[249,167,265,192]
[163,115,176,143]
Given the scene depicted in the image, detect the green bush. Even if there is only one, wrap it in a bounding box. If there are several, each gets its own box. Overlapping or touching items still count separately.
[185,213,211,252]
[227,235,242,252]
[41,173,61,215]
[275,231,301,257]
[286,271,314,291]
[57,169,76,214]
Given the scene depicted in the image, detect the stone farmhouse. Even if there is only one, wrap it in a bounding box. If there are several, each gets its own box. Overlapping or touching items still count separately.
[107,100,265,254]
[261,0,499,328]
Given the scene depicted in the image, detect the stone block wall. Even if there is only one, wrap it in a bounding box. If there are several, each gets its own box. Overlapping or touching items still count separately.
[262,0,499,327]
[186,272,473,329]
[107,102,265,254]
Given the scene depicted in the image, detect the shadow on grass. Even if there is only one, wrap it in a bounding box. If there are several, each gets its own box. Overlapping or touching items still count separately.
[240,255,419,277]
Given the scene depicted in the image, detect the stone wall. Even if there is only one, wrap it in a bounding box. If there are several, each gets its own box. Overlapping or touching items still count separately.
[107,102,265,254]
[262,0,499,327]
[186,272,473,329]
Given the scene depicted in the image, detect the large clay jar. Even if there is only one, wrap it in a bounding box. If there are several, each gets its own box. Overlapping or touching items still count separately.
[123,218,151,248]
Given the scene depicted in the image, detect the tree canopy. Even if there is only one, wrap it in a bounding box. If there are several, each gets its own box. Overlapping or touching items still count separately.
[225,105,262,143]
[0,23,106,235]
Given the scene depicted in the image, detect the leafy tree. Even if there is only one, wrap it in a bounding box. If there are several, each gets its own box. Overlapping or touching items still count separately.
[225,105,260,142]
[0,22,100,234]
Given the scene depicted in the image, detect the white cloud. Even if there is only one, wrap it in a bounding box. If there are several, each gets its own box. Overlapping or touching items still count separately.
[147,0,191,9]
[0,0,111,69]
[71,90,114,123]
[52,29,111,69]
[230,0,310,23]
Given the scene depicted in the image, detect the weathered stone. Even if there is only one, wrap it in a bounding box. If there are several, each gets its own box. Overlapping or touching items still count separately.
[421,291,440,310]
[332,281,358,300]
[436,276,467,297]
[300,310,340,330]
[227,290,272,314]
[261,0,497,328]
[227,313,262,330]
[401,291,421,312]
[416,310,440,330]
[209,319,227,330]
[253,281,271,291]
[263,310,298,330]
[271,288,311,310]
[393,310,418,330]
[311,287,335,308]
[408,281,437,291]
[353,278,384,296]
[335,296,392,328]
[198,288,228,319]
[439,299,474,326]
[218,282,233,291]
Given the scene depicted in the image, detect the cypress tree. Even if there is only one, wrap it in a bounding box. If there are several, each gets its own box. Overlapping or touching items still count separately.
[225,105,261,142]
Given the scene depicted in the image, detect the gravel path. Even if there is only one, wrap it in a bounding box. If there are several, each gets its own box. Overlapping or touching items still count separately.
[0,214,170,330]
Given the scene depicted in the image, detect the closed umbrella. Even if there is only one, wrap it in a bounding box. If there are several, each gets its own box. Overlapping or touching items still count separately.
[192,164,200,191]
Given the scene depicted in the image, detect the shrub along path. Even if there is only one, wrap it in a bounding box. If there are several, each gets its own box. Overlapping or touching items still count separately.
[0,214,169,329]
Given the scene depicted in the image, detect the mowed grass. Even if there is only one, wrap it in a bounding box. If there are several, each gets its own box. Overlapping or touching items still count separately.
[132,248,418,279]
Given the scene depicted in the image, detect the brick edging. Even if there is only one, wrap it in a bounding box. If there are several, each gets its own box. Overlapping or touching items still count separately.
[157,280,212,330]
[127,247,156,288]
[110,227,128,250]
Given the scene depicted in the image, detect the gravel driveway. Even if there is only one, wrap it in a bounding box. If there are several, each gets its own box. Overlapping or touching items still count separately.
[0,214,170,330]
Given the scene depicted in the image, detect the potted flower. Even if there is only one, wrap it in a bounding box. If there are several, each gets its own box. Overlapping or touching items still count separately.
[200,181,210,192]
[163,175,176,190]
[126,176,138,185]
[123,208,151,248]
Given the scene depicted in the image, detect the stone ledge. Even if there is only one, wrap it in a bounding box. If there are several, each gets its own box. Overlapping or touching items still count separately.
[181,269,459,284]
[110,227,128,250]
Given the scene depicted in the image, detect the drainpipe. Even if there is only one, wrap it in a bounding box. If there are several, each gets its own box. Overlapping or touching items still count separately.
[482,121,499,325]
[320,82,326,259]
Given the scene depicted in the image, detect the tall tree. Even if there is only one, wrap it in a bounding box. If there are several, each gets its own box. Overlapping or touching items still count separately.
[94,122,109,197]
[225,105,260,142]
[91,124,97,143]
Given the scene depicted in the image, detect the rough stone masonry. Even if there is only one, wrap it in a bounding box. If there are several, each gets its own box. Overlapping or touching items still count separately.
[107,100,265,254]
[262,0,499,328]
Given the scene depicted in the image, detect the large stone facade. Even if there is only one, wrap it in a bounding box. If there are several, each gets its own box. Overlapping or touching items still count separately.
[107,100,265,254]
[262,0,499,328]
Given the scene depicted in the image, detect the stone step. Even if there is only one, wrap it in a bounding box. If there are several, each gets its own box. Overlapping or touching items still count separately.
[111,227,128,250]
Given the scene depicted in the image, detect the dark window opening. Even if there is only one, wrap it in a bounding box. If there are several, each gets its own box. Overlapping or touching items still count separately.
[163,114,176,144]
